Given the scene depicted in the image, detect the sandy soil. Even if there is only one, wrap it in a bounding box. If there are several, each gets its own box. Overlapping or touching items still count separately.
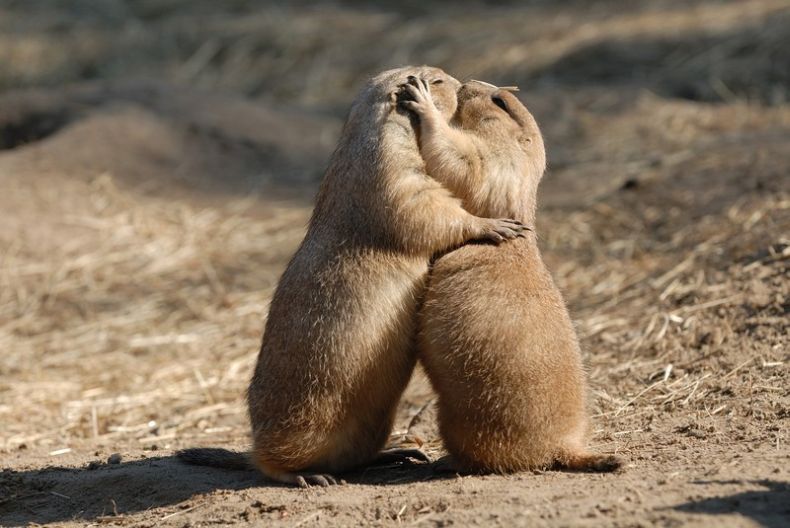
[1,1,788,526]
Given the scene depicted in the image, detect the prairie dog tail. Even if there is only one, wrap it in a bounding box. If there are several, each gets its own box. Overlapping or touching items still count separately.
[178,448,340,487]
[555,451,624,473]
[176,448,254,471]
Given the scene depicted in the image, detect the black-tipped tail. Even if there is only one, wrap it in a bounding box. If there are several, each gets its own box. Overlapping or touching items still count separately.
[558,453,624,473]
[176,447,253,471]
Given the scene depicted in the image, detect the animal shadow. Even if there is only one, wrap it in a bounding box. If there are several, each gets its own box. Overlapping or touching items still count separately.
[672,479,790,528]
[0,451,439,526]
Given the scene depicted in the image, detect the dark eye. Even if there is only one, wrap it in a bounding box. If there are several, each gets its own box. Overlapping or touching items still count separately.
[492,95,508,112]
[432,79,444,85]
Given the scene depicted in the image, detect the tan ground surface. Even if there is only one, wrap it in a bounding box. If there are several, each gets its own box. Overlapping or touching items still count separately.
[1,1,788,526]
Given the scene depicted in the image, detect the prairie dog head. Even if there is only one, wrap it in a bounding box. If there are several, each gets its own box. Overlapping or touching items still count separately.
[343,66,461,135]
[394,68,462,121]
[453,80,547,224]
[454,81,546,173]
[411,70,462,120]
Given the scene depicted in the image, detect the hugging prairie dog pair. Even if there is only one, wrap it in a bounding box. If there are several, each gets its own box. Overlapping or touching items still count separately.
[179,67,618,484]
[404,79,622,473]
[239,67,528,487]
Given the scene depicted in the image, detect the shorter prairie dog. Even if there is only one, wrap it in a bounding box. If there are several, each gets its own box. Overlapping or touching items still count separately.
[244,67,529,487]
[405,79,622,473]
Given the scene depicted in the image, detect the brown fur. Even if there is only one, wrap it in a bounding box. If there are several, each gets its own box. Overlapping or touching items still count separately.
[246,67,528,486]
[408,80,623,473]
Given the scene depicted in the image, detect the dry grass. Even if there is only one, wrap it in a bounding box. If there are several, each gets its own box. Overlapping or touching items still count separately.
[1,156,785,459]
[0,174,311,452]
[1,0,787,106]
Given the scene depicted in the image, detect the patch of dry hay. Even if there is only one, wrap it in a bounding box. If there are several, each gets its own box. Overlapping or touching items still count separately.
[0,175,310,452]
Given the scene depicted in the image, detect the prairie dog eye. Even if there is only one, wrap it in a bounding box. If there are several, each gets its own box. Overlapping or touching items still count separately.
[492,95,508,112]
[432,79,444,85]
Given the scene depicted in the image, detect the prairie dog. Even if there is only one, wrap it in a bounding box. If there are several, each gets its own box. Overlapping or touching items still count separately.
[407,79,622,473]
[245,67,529,487]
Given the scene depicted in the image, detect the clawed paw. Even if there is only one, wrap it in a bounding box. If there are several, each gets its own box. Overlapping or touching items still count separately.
[478,218,531,244]
[398,76,436,117]
[294,472,339,488]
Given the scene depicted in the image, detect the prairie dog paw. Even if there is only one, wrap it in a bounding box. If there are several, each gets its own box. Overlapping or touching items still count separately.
[399,76,439,118]
[475,218,531,244]
[295,473,339,488]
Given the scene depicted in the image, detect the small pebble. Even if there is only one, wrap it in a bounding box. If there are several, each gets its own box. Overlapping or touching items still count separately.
[107,453,122,465]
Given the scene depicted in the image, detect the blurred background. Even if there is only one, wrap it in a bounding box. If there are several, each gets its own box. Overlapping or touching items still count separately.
[1,1,788,525]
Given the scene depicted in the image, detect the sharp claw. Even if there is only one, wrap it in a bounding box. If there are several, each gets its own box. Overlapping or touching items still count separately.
[294,473,339,487]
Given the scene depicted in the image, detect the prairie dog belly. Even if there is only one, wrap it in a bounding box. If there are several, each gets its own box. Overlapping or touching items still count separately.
[250,249,427,471]
[419,238,589,472]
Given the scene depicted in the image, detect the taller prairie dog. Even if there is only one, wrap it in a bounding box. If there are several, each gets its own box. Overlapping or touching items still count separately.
[243,67,528,487]
[404,79,622,473]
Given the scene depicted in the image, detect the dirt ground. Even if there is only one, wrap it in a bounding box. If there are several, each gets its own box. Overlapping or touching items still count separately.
[1,0,788,526]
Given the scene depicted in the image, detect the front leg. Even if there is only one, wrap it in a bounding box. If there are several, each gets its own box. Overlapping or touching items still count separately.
[400,77,483,203]
[385,174,530,255]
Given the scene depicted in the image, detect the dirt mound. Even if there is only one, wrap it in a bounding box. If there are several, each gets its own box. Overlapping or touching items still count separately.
[0,81,340,196]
